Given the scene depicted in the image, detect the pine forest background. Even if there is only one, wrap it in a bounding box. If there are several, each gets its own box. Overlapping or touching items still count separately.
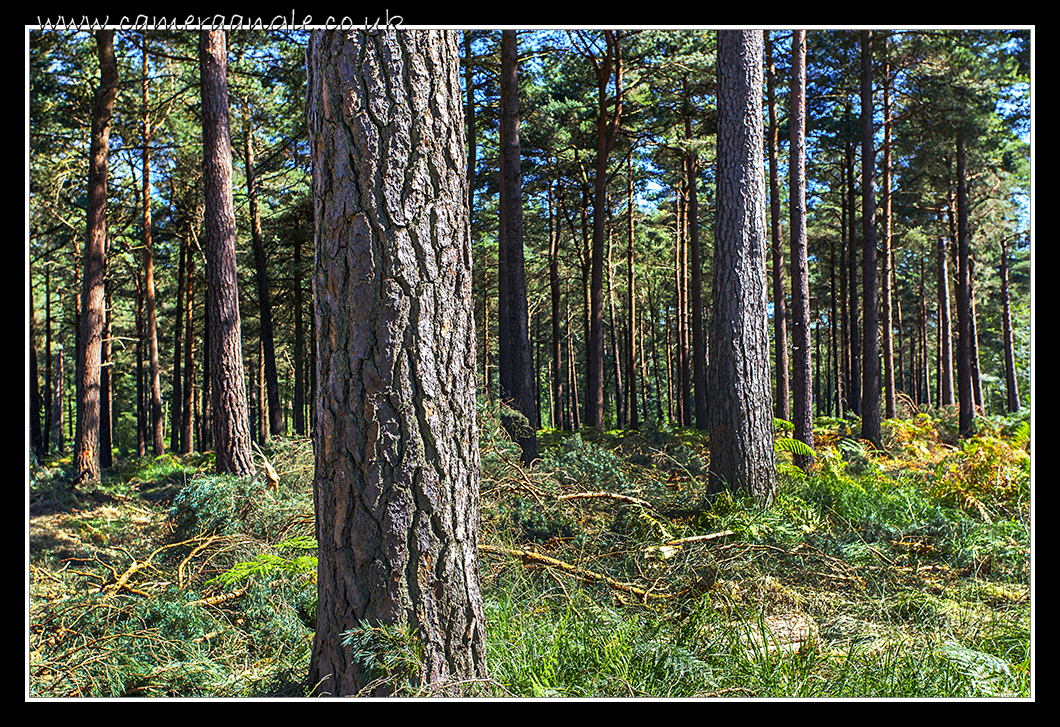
[27,27,1032,698]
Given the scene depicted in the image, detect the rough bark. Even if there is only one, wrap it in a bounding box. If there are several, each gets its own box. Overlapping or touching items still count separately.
[789,30,814,469]
[199,30,254,476]
[708,30,776,506]
[73,29,118,487]
[305,28,486,696]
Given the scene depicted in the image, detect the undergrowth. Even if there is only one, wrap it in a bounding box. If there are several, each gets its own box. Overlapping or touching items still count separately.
[29,404,1031,698]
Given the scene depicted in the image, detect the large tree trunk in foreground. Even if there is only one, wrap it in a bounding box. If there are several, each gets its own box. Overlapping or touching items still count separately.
[306,28,487,697]
[73,30,118,487]
[200,30,254,477]
[708,30,776,506]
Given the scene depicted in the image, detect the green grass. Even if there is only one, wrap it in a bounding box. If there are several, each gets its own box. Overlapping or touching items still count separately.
[29,406,1032,698]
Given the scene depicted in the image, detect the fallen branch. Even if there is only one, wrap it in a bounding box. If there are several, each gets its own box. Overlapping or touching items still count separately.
[557,491,653,509]
[479,544,670,600]
[662,530,735,547]
[187,587,248,608]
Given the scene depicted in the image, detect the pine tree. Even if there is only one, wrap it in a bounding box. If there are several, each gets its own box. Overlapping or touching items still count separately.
[708,30,776,505]
[306,28,486,696]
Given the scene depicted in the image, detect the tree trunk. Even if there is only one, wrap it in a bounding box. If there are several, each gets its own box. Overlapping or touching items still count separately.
[181,232,196,454]
[99,283,113,468]
[626,154,640,430]
[73,29,118,486]
[938,204,956,406]
[955,136,974,437]
[686,117,707,431]
[549,180,565,430]
[860,31,881,447]
[766,31,790,423]
[171,225,186,452]
[845,129,861,417]
[199,30,254,476]
[244,105,283,438]
[880,33,897,420]
[789,30,814,469]
[293,218,306,436]
[1000,235,1021,412]
[498,29,538,463]
[305,28,487,696]
[708,30,776,506]
[585,30,623,431]
[142,37,164,458]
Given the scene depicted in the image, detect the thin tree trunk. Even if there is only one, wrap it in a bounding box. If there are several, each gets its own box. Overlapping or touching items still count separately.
[549,180,565,430]
[955,136,974,437]
[1000,235,1021,412]
[244,104,283,438]
[498,29,538,463]
[766,30,790,423]
[171,228,186,452]
[142,37,164,457]
[880,33,896,420]
[181,232,196,454]
[293,216,306,436]
[789,29,814,468]
[608,226,625,428]
[100,282,113,468]
[845,133,861,417]
[860,30,881,447]
[584,30,623,432]
[687,116,707,431]
[938,205,956,405]
[626,154,639,430]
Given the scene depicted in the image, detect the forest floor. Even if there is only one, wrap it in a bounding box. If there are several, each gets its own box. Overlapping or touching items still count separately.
[28,404,1031,698]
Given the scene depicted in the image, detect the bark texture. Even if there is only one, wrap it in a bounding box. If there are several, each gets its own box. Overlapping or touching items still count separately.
[73,30,118,486]
[306,28,486,696]
[708,31,776,506]
[200,30,254,476]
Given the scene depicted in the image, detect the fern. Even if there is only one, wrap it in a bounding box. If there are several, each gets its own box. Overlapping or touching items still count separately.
[775,437,816,458]
[1011,421,1029,449]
